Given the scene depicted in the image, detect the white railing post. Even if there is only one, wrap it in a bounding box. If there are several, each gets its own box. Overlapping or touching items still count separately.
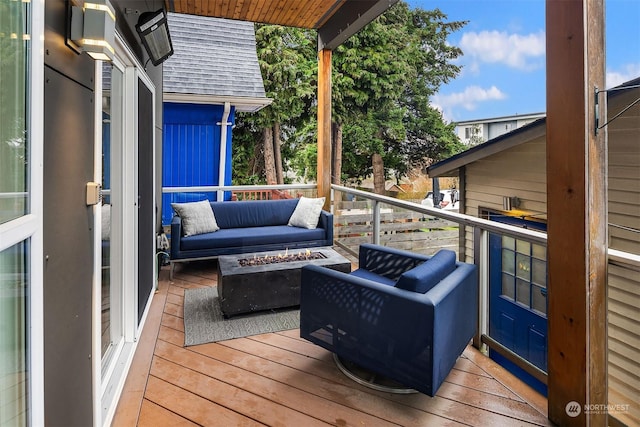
[474,228,490,351]
[372,200,381,246]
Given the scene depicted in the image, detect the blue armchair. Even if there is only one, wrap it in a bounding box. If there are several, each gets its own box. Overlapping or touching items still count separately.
[300,244,478,396]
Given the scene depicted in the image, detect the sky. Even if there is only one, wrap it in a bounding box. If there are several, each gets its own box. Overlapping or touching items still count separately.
[406,0,640,122]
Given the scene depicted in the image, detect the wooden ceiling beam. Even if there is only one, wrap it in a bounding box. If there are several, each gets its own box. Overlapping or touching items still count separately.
[317,0,399,50]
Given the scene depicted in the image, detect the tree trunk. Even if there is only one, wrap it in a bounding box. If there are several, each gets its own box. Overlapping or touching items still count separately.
[332,122,342,185]
[263,127,277,184]
[273,122,284,184]
[250,140,262,176]
[372,152,385,195]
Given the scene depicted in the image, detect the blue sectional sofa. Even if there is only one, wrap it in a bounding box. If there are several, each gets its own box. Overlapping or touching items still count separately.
[299,244,478,396]
[170,198,333,279]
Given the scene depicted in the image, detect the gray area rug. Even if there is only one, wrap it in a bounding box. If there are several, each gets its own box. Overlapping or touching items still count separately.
[183,286,300,346]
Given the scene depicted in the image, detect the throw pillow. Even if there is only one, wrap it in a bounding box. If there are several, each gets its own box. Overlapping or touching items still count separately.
[395,249,457,294]
[288,196,325,229]
[171,200,219,236]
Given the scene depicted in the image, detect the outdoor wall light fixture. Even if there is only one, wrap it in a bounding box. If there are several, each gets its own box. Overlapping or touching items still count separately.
[136,9,174,67]
[68,0,116,61]
[503,196,521,211]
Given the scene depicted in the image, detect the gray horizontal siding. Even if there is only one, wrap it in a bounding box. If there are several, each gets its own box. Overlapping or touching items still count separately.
[608,264,640,425]
[608,94,640,254]
[460,137,547,266]
[463,137,547,218]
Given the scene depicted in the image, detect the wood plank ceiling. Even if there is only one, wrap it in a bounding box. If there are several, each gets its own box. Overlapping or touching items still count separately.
[164,0,399,50]
[166,0,344,29]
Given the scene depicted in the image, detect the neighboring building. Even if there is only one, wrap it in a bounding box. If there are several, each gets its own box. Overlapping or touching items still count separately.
[161,14,271,225]
[455,112,546,145]
[357,180,406,198]
[427,77,640,425]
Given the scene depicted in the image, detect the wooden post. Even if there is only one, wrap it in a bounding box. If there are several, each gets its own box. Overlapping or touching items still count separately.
[546,0,607,425]
[317,48,332,210]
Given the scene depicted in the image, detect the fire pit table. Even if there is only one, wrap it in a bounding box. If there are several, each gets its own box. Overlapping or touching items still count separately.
[217,247,351,317]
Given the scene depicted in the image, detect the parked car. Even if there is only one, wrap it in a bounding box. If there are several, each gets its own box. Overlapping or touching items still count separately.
[421,189,459,211]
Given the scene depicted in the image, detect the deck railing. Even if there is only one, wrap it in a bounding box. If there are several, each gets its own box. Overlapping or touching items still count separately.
[161,183,639,424]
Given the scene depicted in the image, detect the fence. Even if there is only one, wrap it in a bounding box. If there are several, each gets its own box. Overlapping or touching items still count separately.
[332,200,458,258]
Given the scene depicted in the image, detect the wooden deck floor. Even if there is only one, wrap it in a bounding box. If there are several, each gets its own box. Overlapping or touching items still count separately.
[112,260,551,427]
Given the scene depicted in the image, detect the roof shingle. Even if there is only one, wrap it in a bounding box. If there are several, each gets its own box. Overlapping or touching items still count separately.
[164,13,267,101]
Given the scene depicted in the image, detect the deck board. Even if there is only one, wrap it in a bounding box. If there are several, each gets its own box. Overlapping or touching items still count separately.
[137,400,199,427]
[163,301,183,318]
[112,260,552,427]
[145,375,263,426]
[151,357,329,426]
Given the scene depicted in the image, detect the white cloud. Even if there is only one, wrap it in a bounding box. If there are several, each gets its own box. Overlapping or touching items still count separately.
[432,85,507,121]
[459,30,545,71]
[607,63,640,88]
[434,85,507,110]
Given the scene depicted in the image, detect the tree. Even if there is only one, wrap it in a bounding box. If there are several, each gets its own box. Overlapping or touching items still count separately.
[233,2,466,189]
[332,2,466,192]
[248,25,316,184]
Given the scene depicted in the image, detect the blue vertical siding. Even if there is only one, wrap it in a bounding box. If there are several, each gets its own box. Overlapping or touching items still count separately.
[162,102,235,225]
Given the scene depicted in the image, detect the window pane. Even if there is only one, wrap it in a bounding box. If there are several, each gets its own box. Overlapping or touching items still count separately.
[532,284,547,315]
[101,63,124,366]
[516,278,531,307]
[0,241,29,426]
[516,253,531,280]
[502,249,515,275]
[532,244,546,261]
[0,1,30,224]
[516,239,530,254]
[532,258,546,286]
[102,62,113,359]
[502,235,515,250]
[502,273,515,300]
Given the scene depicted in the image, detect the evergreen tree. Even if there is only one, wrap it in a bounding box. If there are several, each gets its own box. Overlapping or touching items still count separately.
[233,2,466,191]
[235,25,316,184]
[336,3,466,191]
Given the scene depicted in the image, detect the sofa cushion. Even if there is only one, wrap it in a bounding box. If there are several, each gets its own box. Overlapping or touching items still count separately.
[180,225,326,251]
[172,200,219,236]
[288,196,325,229]
[395,249,457,294]
[350,268,396,287]
[211,199,299,229]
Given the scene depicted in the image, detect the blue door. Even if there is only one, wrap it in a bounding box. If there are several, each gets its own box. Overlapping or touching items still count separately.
[487,212,548,395]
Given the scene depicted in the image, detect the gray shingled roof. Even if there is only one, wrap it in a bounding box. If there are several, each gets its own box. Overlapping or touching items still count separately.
[164,13,270,111]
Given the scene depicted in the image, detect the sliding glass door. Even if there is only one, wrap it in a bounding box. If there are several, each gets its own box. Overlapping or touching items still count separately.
[97,38,157,424]
[100,62,124,371]
[0,244,29,426]
[0,0,38,425]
